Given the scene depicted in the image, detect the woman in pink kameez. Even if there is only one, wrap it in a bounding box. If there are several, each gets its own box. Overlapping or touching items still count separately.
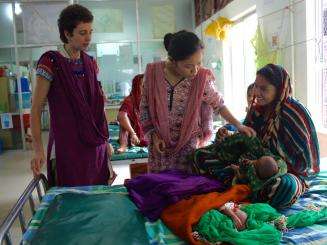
[140,30,256,173]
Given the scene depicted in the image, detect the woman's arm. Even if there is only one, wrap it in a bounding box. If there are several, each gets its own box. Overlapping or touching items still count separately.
[219,106,242,128]
[30,75,50,175]
[117,111,136,135]
[202,78,256,137]
[117,111,140,145]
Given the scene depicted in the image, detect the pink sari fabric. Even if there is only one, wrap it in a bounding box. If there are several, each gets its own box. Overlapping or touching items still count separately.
[145,61,212,155]
[199,102,214,147]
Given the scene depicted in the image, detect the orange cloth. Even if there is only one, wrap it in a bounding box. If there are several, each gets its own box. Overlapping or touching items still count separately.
[161,184,251,245]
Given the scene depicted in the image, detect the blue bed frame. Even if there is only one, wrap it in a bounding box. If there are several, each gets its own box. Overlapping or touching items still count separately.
[0,175,48,245]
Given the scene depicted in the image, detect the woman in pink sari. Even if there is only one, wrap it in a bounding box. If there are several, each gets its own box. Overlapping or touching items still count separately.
[140,30,256,173]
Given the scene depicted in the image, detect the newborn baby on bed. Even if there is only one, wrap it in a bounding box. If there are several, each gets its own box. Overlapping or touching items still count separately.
[193,201,327,244]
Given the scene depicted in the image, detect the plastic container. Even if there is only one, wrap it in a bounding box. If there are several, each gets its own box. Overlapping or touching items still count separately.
[15,92,31,109]
[15,76,30,93]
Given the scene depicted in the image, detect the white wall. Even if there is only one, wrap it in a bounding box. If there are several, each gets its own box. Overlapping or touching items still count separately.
[0,3,15,46]
[195,0,309,107]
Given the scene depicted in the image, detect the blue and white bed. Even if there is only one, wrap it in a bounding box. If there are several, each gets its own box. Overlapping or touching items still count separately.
[1,164,326,245]
[108,123,148,163]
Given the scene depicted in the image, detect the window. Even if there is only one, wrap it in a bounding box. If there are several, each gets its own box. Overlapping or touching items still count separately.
[222,12,257,120]
[308,0,327,131]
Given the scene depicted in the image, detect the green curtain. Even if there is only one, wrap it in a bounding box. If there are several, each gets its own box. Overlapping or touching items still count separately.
[251,24,283,69]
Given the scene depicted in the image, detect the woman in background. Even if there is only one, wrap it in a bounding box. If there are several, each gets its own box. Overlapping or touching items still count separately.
[117,74,148,153]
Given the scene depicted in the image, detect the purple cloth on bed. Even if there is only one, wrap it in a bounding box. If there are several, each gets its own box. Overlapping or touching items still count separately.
[125,170,225,221]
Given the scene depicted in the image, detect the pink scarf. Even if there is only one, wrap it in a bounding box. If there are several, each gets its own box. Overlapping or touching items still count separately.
[145,61,211,154]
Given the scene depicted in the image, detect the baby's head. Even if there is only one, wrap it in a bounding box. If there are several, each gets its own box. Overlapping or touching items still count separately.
[255,156,278,180]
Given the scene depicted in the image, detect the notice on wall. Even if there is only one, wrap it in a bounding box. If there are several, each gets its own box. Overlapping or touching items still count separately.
[152,4,176,39]
[22,3,65,44]
[1,113,13,129]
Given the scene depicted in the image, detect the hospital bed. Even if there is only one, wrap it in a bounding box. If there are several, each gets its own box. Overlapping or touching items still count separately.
[108,123,148,165]
[1,168,326,244]
[0,174,48,245]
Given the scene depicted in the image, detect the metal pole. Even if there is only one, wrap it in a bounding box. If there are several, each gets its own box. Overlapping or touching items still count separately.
[290,0,296,97]
[136,0,142,73]
[12,2,26,150]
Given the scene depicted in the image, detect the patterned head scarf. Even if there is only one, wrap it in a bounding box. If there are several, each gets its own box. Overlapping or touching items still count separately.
[245,64,319,177]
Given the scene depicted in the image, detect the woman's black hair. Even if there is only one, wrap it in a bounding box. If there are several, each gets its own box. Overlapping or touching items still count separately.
[163,30,204,61]
[58,4,93,43]
[256,64,285,91]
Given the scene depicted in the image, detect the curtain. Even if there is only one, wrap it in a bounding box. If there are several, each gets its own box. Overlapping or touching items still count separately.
[194,0,233,26]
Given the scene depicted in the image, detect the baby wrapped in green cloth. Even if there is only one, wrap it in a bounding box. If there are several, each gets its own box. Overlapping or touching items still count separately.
[193,202,327,245]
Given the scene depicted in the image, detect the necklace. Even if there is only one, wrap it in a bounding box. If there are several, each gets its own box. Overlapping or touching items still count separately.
[63,45,80,59]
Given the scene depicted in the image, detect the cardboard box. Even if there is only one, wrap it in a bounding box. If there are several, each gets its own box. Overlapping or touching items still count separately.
[0,129,23,149]
[0,129,13,149]
[0,77,10,113]
[129,162,148,178]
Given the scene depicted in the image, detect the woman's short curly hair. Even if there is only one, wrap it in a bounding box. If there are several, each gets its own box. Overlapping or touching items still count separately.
[58,4,93,43]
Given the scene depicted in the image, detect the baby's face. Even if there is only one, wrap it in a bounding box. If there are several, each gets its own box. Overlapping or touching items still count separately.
[255,156,278,179]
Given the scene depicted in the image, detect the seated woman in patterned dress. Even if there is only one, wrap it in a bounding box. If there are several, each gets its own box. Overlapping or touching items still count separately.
[244,64,320,208]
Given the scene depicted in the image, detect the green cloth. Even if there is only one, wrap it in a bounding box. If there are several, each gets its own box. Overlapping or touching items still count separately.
[193,134,287,191]
[30,192,149,245]
[251,24,283,69]
[195,203,327,245]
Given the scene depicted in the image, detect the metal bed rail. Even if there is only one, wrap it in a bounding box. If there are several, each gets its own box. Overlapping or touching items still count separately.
[0,174,48,245]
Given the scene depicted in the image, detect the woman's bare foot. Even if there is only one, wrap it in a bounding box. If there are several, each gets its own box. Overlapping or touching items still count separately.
[117,146,127,154]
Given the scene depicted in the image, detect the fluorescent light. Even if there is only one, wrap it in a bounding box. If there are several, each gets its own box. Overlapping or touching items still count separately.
[15,3,22,15]
[5,3,21,21]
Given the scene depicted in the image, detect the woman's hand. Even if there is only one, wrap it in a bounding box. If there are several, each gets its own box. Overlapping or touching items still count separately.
[236,125,256,137]
[107,143,117,186]
[230,164,240,172]
[107,143,114,158]
[108,171,117,186]
[130,133,140,146]
[31,150,45,176]
[152,132,166,154]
